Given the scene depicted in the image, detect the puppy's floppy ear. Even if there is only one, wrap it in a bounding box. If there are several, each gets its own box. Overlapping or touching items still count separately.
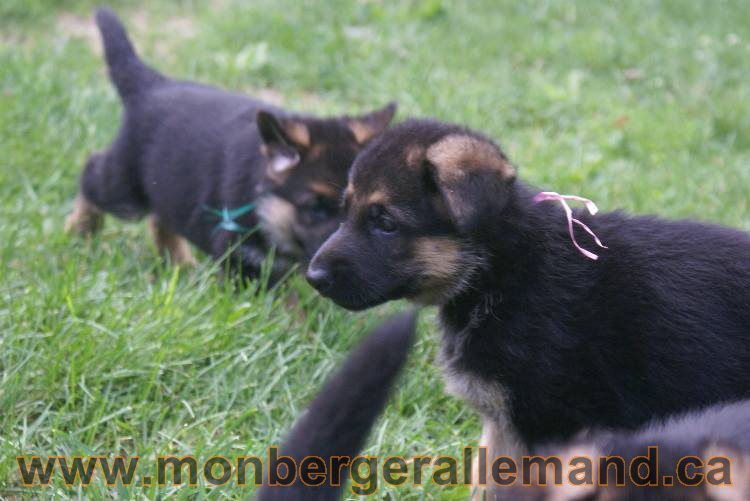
[423,134,516,233]
[347,102,397,144]
[257,110,310,182]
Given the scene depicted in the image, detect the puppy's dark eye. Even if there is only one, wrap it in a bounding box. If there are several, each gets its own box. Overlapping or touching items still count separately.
[368,204,397,234]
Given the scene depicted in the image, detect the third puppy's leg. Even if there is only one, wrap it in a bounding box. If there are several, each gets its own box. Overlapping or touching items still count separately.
[148,215,197,266]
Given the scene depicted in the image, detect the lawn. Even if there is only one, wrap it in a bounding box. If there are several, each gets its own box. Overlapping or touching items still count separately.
[1,0,749,498]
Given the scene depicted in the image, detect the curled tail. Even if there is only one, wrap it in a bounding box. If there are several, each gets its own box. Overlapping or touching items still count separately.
[95,7,164,101]
[257,311,418,501]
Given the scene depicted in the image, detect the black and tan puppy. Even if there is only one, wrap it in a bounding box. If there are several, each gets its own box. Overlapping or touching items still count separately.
[307,119,750,496]
[66,8,396,282]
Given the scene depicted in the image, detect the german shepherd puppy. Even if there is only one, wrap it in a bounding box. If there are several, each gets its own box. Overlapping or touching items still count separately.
[306,119,750,493]
[66,8,396,282]
[256,311,417,500]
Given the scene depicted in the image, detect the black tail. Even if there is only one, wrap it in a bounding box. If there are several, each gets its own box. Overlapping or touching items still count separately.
[256,311,418,501]
[95,7,164,101]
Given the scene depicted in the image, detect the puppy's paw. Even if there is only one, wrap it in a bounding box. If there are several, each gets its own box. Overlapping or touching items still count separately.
[173,249,198,268]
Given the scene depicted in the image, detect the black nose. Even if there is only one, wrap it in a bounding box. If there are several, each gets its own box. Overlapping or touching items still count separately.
[306,264,333,293]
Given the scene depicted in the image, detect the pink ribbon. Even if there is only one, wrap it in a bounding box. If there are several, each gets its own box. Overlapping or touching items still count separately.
[533,191,608,260]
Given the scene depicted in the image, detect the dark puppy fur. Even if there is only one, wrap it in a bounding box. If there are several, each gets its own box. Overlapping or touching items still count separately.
[258,316,747,500]
[66,8,396,281]
[256,311,417,500]
[520,399,750,500]
[268,351,749,500]
[307,119,750,492]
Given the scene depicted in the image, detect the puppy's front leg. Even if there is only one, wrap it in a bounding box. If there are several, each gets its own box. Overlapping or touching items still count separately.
[477,417,528,501]
[471,419,494,501]
[148,215,197,267]
[65,193,104,236]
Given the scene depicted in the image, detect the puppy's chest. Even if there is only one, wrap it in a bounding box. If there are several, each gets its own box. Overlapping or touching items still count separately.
[439,310,527,453]
[440,357,511,420]
[438,299,512,417]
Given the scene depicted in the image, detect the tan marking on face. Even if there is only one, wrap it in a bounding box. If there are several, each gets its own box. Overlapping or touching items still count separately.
[345,183,389,218]
[413,237,462,277]
[310,181,340,199]
[409,237,468,304]
[148,216,197,266]
[256,194,300,256]
[426,133,516,181]
[65,193,104,236]
[366,190,389,206]
[284,121,310,147]
[405,144,425,167]
[407,237,487,304]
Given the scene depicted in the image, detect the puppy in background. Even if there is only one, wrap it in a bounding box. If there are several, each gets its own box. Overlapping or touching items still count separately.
[307,118,750,497]
[66,8,396,283]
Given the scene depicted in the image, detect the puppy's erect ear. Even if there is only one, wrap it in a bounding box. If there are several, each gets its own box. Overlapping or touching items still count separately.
[257,110,310,182]
[422,134,516,233]
[347,102,397,144]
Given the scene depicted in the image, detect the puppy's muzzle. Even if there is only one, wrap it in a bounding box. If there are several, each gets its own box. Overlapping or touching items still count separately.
[305,263,333,293]
[306,226,348,295]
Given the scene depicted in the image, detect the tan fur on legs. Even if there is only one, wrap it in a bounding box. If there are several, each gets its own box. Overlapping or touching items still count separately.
[65,193,104,236]
[148,215,197,267]
[471,420,494,501]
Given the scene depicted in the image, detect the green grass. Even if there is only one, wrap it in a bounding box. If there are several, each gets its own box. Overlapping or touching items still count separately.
[1,0,749,498]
